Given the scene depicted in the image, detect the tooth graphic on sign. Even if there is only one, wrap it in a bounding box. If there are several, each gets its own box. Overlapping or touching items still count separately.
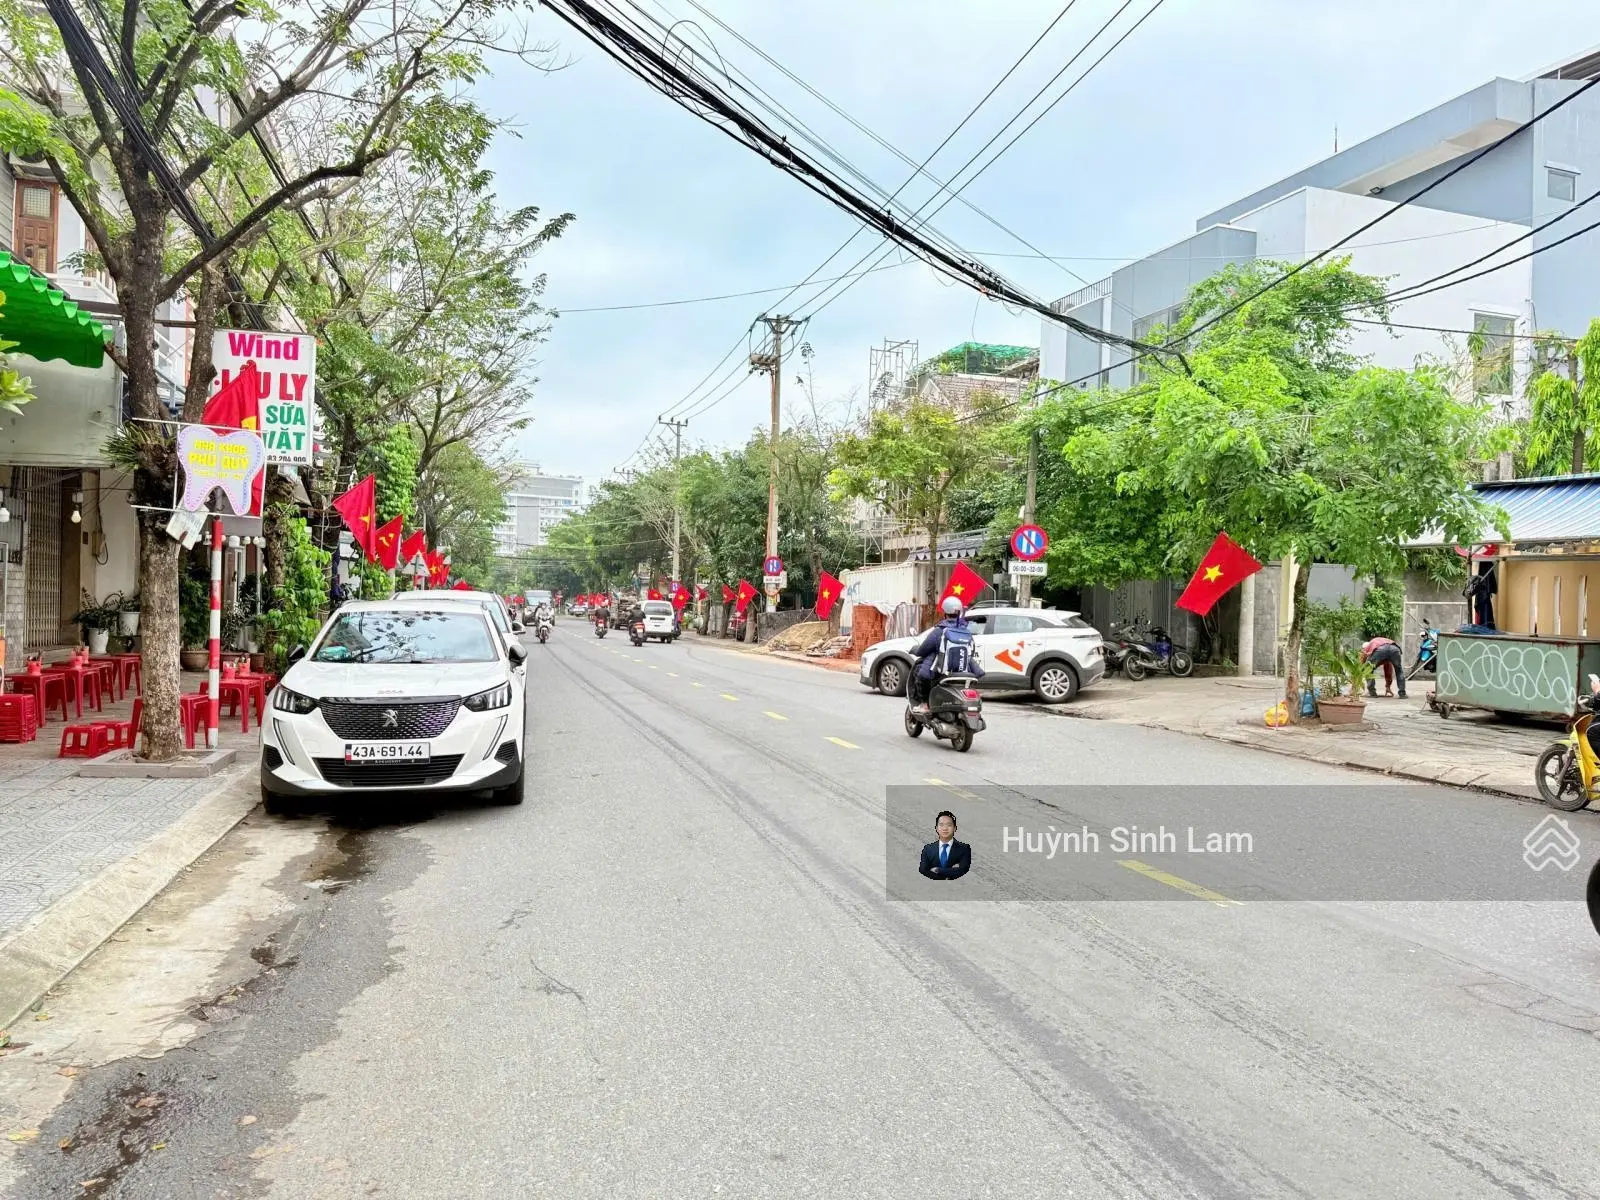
[176,425,266,515]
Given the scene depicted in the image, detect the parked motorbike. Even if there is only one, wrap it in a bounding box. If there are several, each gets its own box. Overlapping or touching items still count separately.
[1101,622,1137,674]
[1121,617,1194,680]
[1534,675,1600,811]
[904,675,985,753]
[630,619,646,647]
[1406,626,1439,680]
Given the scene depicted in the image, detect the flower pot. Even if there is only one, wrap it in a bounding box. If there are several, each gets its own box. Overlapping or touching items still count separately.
[119,610,140,637]
[1317,696,1366,726]
[180,648,209,672]
[87,629,110,655]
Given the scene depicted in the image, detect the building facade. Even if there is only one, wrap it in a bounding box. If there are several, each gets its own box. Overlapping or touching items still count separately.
[493,466,585,555]
[1042,50,1600,412]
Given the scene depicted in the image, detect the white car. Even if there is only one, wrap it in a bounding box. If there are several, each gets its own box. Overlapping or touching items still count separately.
[640,599,678,641]
[385,590,526,661]
[859,606,1105,704]
[260,600,529,812]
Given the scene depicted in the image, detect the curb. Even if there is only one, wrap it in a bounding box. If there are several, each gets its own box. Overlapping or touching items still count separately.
[0,765,257,1029]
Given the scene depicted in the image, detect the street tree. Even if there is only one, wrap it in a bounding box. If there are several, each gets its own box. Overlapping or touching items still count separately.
[0,0,548,758]
[831,396,1008,601]
[1526,319,1600,474]
[1065,259,1505,712]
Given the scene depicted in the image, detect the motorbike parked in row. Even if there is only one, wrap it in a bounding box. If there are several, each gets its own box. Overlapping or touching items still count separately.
[1406,626,1439,680]
[1119,616,1195,680]
[1101,623,1138,674]
[904,675,985,753]
[1534,674,1600,811]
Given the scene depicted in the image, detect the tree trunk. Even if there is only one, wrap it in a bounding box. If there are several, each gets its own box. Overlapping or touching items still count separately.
[1574,428,1586,476]
[263,469,293,597]
[1283,559,1311,719]
[924,515,941,603]
[137,511,184,760]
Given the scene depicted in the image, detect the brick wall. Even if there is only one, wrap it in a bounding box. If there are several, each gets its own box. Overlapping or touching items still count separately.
[849,605,886,654]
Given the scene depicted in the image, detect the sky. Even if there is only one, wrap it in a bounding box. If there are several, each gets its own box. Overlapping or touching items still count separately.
[466,0,1598,490]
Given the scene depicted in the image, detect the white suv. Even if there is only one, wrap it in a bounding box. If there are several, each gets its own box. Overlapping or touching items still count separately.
[858,606,1105,704]
[260,600,528,812]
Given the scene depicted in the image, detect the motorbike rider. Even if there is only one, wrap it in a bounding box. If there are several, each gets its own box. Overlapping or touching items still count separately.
[593,597,612,628]
[533,600,553,628]
[909,596,985,715]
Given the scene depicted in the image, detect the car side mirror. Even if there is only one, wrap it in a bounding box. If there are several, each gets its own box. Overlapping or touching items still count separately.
[286,644,307,666]
[511,621,526,634]
[508,643,528,665]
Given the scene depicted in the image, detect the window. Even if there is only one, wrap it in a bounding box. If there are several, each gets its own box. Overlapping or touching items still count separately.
[1472,313,1515,398]
[311,610,497,664]
[13,181,57,273]
[961,615,988,635]
[1131,305,1184,383]
[990,614,1035,636]
[1548,168,1578,202]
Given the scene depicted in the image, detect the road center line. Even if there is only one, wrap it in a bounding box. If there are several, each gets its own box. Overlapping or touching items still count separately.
[1117,860,1238,907]
[825,737,859,749]
[721,693,739,701]
[764,711,788,721]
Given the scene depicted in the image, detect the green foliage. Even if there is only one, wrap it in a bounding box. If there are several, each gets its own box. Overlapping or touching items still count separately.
[69,590,123,636]
[1525,320,1600,474]
[1325,646,1376,697]
[261,518,330,667]
[1360,581,1404,640]
[1302,598,1365,669]
[1407,547,1468,588]
[417,444,506,585]
[179,572,211,650]
[364,425,421,523]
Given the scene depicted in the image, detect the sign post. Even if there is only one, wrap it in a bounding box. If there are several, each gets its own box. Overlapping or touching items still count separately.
[1009,523,1049,609]
[207,518,223,749]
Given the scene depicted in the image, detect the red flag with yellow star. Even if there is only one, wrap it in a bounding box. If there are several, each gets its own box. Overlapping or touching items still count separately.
[373,515,404,571]
[815,570,844,620]
[937,560,987,610]
[1176,532,1262,616]
[331,475,378,563]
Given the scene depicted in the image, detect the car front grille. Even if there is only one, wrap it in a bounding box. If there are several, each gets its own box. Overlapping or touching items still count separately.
[319,699,461,740]
[312,754,465,788]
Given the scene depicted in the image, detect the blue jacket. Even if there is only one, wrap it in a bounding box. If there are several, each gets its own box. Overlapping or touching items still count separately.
[912,617,985,680]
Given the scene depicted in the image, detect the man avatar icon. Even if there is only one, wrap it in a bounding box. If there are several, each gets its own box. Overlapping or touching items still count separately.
[919,810,971,881]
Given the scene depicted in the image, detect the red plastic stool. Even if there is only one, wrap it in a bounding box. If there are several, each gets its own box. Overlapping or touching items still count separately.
[179,693,210,748]
[0,694,39,743]
[59,723,110,758]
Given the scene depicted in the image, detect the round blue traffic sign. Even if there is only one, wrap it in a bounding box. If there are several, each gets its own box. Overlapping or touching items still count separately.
[1010,524,1048,561]
[764,555,785,576]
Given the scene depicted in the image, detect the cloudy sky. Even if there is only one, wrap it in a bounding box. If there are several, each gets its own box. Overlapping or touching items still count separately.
[468,0,1595,488]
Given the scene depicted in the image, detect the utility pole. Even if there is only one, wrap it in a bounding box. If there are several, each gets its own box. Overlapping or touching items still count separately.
[1017,427,1039,608]
[658,416,688,585]
[750,314,794,614]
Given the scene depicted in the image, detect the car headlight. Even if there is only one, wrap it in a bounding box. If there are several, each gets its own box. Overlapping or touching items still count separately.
[272,686,318,715]
[860,646,880,661]
[463,683,512,712]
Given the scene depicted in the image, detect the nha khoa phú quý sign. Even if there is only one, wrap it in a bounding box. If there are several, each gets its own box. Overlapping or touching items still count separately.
[209,329,317,464]
[176,425,266,515]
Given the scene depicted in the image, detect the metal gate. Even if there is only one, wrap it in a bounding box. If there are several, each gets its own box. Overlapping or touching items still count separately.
[21,467,64,650]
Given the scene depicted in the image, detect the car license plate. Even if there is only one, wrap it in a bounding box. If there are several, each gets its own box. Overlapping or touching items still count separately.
[344,741,430,764]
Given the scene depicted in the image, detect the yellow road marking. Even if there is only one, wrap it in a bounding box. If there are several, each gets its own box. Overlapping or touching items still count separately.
[764,711,788,721]
[648,665,659,670]
[1117,860,1238,907]
[691,682,704,688]
[825,737,859,749]
[924,777,948,785]
[667,671,679,677]
[721,693,739,701]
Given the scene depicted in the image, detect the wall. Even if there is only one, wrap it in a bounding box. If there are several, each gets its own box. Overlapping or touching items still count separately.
[1528,78,1600,336]
[94,469,139,599]
[840,562,919,615]
[0,158,13,252]
[1501,558,1600,637]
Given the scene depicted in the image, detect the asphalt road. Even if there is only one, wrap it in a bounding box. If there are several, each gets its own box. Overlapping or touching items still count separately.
[11,624,1600,1199]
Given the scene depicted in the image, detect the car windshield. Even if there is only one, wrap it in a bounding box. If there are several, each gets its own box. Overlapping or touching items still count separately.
[644,601,674,615]
[311,610,498,664]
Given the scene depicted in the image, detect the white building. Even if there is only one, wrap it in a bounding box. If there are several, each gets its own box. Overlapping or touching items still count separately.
[494,465,585,554]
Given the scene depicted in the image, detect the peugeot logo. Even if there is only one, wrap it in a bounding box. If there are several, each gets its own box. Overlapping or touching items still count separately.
[381,709,400,729]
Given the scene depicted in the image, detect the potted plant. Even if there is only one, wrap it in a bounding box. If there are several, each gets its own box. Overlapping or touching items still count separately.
[179,573,211,672]
[119,593,140,637]
[70,590,122,655]
[1316,647,1373,726]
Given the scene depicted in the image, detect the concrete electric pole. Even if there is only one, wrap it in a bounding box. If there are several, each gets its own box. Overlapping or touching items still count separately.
[750,315,794,614]
[1017,427,1040,608]
[658,415,688,585]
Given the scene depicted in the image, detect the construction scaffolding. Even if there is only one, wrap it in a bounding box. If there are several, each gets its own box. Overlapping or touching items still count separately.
[867,338,918,412]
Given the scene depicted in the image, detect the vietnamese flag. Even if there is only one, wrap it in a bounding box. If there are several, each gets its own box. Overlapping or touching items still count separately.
[1176,532,1262,616]
[695,585,708,602]
[202,361,265,517]
[937,560,988,610]
[721,583,736,605]
[332,475,379,562]
[815,570,844,620]
[671,583,689,610]
[400,529,427,567]
[452,579,472,591]
[426,550,446,584]
[735,579,758,613]
[647,586,663,601]
[373,515,404,571]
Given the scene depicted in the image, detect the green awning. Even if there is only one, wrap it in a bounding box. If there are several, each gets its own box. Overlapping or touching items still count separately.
[0,251,107,369]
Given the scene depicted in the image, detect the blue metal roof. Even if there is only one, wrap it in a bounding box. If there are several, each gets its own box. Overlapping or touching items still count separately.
[1407,474,1600,547]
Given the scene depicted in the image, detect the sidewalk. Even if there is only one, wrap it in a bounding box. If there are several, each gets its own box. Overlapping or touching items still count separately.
[0,676,260,1028]
[1046,673,1549,799]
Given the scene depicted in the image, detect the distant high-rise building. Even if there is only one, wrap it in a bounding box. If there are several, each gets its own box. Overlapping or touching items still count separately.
[494,464,585,554]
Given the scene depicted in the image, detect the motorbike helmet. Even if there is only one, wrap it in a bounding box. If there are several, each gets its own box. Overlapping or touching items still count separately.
[940,595,963,617]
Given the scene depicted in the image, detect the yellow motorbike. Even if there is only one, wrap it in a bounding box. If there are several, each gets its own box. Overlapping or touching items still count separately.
[1534,681,1600,811]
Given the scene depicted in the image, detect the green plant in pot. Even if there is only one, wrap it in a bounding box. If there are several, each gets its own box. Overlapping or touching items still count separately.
[1316,648,1374,726]
[119,592,141,638]
[70,590,122,655]
[179,573,211,672]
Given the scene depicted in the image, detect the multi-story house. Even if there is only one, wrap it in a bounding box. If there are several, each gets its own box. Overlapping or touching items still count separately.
[1044,47,1600,415]
[493,465,585,555]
